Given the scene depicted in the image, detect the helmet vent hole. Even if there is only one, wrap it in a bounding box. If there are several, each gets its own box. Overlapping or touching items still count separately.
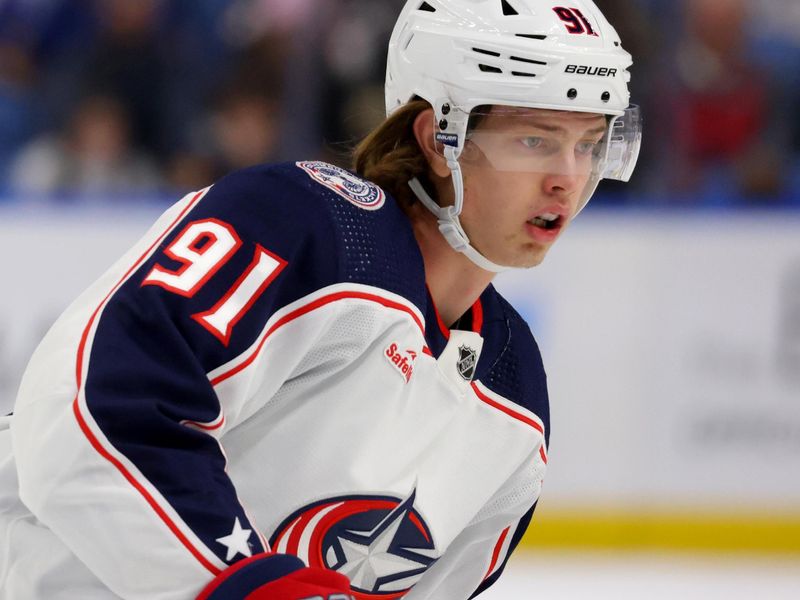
[418,1,436,12]
[473,47,501,57]
[479,64,503,74]
[511,71,536,78]
[501,0,519,16]
[515,33,547,41]
[510,55,547,66]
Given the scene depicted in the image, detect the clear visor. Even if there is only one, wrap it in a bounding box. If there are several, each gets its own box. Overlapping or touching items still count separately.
[457,105,641,182]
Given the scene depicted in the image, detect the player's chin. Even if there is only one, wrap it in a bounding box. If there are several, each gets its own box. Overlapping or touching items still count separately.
[476,238,550,270]
[518,243,551,268]
[518,254,547,269]
[495,245,548,270]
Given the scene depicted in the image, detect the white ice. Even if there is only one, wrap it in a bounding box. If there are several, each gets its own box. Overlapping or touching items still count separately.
[479,550,800,599]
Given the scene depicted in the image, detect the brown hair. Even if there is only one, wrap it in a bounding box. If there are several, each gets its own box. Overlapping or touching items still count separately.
[351,100,492,209]
[351,99,432,209]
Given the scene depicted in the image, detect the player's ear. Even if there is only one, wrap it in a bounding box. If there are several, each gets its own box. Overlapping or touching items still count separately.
[413,108,451,179]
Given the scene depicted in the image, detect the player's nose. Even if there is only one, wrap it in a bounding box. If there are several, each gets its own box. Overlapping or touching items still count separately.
[540,170,583,198]
[538,150,586,196]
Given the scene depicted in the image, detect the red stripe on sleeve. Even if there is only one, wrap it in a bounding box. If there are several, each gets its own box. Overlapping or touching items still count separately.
[483,526,510,580]
[470,382,544,435]
[72,398,222,575]
[211,290,426,387]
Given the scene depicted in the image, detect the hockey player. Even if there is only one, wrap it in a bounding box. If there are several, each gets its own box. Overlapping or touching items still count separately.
[0,1,640,599]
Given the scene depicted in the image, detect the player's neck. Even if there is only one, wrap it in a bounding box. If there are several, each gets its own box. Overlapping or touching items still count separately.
[409,204,495,328]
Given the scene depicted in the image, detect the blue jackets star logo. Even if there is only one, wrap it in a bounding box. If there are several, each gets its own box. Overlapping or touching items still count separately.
[270,489,438,598]
[327,491,438,593]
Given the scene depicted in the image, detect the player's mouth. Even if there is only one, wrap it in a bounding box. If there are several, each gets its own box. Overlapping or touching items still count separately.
[529,213,562,230]
[525,211,566,242]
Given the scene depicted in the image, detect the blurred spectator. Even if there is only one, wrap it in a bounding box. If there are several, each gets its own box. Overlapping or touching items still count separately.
[589,0,663,203]
[213,0,401,162]
[651,0,789,202]
[8,93,161,196]
[165,87,281,191]
[0,37,35,183]
[207,88,280,171]
[0,0,49,182]
[76,0,170,157]
[221,0,323,41]
[749,0,800,201]
[316,0,404,161]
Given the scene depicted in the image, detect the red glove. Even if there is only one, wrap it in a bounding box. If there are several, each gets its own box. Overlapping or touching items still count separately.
[198,553,353,600]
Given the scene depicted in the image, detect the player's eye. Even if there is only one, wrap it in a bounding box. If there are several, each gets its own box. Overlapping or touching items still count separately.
[520,136,545,150]
[575,140,599,156]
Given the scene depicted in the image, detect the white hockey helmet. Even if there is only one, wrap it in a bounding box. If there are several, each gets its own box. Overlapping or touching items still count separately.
[386,0,641,272]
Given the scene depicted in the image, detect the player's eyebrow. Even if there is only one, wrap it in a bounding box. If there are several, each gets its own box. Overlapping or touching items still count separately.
[521,121,607,136]
[486,115,607,137]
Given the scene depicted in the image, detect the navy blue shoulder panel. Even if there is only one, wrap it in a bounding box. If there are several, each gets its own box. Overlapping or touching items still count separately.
[476,285,550,447]
[284,161,426,310]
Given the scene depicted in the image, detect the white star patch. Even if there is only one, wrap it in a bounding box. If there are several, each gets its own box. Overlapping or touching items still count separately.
[216,517,253,562]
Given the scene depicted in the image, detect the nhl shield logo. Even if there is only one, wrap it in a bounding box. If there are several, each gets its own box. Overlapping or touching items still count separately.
[457,345,478,381]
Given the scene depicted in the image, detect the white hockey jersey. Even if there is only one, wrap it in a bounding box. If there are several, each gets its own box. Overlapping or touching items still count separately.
[0,161,550,600]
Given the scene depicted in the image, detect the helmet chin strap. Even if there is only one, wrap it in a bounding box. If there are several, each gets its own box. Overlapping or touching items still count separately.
[408,146,509,273]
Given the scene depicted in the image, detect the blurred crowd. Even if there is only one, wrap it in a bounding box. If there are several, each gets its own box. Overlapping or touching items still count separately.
[0,0,798,206]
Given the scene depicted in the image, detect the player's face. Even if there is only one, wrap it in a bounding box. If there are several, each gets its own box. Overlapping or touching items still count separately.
[457,108,607,268]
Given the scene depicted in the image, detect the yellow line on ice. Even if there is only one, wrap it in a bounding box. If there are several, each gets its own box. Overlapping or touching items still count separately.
[522,509,800,554]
